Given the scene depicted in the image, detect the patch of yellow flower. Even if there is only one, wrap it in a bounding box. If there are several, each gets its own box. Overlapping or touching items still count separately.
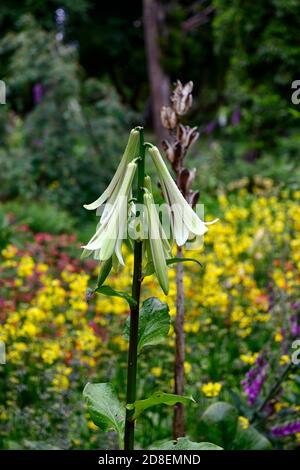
[201,382,222,398]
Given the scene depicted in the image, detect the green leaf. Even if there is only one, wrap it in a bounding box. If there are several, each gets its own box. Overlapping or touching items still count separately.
[167,257,202,268]
[149,437,223,450]
[142,258,202,279]
[232,425,272,450]
[142,261,155,278]
[96,257,113,287]
[124,297,170,353]
[127,392,195,420]
[95,285,137,308]
[83,383,125,437]
[199,402,238,449]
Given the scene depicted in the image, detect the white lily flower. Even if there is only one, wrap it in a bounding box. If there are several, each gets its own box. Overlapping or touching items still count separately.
[83,128,139,213]
[144,187,171,295]
[148,146,214,246]
[82,161,137,263]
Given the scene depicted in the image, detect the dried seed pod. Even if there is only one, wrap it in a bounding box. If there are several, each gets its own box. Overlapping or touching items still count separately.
[186,167,197,190]
[171,80,194,115]
[176,123,187,142]
[161,106,178,129]
[178,168,190,193]
[186,126,199,149]
[188,190,200,209]
[173,141,184,170]
[162,139,175,163]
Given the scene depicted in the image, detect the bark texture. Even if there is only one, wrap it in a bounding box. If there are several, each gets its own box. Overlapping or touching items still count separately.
[143,0,170,142]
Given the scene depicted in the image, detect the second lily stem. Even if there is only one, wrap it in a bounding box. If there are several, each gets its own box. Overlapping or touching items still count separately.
[124,127,145,450]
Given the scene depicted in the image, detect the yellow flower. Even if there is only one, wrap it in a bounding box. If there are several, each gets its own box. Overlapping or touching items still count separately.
[88,420,98,431]
[20,322,37,337]
[184,361,192,375]
[274,402,284,413]
[275,331,283,342]
[36,263,49,274]
[201,382,222,398]
[52,375,69,391]
[151,367,162,377]
[239,416,250,430]
[240,353,259,365]
[111,335,128,352]
[279,355,290,366]
[0,409,8,421]
[41,343,61,364]
[17,255,35,277]
[1,244,18,259]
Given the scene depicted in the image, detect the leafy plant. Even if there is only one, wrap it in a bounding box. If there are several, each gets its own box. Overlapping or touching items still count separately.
[82,126,219,450]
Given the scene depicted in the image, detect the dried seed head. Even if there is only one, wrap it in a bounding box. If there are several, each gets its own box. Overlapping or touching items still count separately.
[188,190,200,209]
[177,125,199,149]
[161,106,178,129]
[162,139,175,163]
[173,141,184,170]
[178,167,197,195]
[186,126,200,148]
[171,80,193,115]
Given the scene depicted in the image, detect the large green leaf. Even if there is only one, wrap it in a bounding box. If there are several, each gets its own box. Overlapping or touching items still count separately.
[95,285,137,308]
[199,402,238,449]
[83,383,125,437]
[127,391,195,420]
[124,297,170,353]
[232,425,272,450]
[149,437,222,450]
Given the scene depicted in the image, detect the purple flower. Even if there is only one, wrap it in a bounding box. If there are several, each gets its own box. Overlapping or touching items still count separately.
[231,106,241,126]
[271,420,300,437]
[204,121,217,135]
[33,83,43,105]
[290,316,300,337]
[241,355,268,406]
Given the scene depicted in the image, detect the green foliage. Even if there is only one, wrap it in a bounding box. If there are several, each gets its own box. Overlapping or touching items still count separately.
[83,383,125,437]
[199,402,239,448]
[0,15,138,216]
[124,297,170,353]
[149,437,223,450]
[212,0,300,159]
[2,200,75,234]
[197,402,272,450]
[0,210,14,249]
[95,285,137,309]
[127,392,195,420]
[232,424,272,451]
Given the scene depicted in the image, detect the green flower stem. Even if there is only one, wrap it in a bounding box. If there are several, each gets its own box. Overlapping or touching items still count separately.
[124,127,145,450]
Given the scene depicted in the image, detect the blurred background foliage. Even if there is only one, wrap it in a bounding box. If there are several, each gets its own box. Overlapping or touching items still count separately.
[1,0,300,451]
[0,0,299,228]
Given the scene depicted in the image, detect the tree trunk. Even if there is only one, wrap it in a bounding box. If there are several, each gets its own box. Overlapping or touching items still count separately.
[173,244,185,438]
[143,0,170,142]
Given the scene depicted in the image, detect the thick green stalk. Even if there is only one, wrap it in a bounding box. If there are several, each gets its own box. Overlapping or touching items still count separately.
[124,127,145,450]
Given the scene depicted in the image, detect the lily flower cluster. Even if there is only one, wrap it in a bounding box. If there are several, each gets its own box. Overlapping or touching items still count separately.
[82,128,214,294]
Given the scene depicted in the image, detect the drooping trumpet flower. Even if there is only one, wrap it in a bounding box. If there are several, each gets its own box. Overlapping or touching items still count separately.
[148,145,212,246]
[143,180,171,295]
[82,161,137,264]
[83,128,139,214]
[82,129,139,264]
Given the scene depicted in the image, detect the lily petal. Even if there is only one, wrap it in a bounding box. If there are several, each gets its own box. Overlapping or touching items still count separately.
[83,129,139,210]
